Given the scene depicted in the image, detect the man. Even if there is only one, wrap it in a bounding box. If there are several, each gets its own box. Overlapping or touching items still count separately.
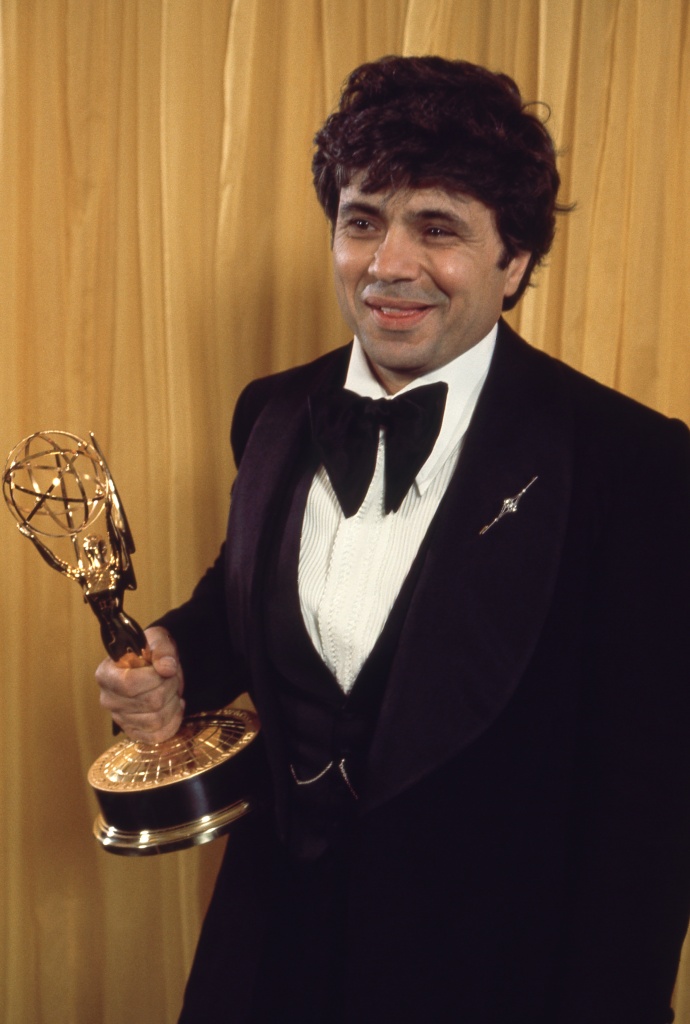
[96,56,690,1023]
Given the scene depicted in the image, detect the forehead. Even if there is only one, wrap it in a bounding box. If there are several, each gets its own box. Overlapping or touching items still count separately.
[337,175,490,222]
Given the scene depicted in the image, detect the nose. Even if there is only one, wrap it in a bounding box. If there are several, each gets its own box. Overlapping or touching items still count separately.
[369,226,419,282]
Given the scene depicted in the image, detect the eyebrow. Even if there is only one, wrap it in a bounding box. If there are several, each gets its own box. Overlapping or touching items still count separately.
[411,207,470,228]
[337,200,383,219]
[338,199,473,232]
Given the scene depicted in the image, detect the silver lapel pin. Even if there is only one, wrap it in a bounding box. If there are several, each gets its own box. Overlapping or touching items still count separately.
[479,475,538,535]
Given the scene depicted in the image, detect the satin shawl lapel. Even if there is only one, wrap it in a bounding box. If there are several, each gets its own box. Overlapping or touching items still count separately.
[224,346,350,668]
[364,322,575,810]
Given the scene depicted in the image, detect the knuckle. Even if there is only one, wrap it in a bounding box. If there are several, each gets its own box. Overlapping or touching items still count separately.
[102,684,184,744]
[119,670,146,698]
[99,688,117,712]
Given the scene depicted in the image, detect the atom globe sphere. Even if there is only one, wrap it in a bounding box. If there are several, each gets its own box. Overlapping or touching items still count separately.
[3,430,107,538]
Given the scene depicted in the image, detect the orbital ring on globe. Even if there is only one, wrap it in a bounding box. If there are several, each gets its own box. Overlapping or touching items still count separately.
[3,430,108,538]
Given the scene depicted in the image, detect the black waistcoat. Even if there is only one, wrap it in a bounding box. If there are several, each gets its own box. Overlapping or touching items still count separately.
[264,461,430,862]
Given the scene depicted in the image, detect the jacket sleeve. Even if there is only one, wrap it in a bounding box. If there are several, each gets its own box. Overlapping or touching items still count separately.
[151,379,271,713]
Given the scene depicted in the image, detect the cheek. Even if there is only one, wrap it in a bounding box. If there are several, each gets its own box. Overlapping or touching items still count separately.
[332,251,363,304]
[332,262,361,330]
[332,265,351,309]
[427,254,472,296]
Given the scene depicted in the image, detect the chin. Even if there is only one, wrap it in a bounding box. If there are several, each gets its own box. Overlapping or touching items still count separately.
[367,337,431,363]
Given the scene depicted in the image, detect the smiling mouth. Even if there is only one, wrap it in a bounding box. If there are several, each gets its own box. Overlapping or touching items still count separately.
[366,301,432,328]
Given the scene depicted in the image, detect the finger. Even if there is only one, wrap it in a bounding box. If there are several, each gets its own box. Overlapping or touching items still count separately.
[149,652,180,679]
[110,687,186,741]
[99,671,181,713]
[146,626,179,661]
[112,702,185,744]
[111,695,183,730]
[96,663,155,699]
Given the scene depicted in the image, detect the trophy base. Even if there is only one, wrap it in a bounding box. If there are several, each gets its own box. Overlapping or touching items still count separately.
[88,705,261,856]
[93,797,252,856]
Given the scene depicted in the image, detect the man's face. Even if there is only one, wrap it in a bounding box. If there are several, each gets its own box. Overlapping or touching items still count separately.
[332,178,531,393]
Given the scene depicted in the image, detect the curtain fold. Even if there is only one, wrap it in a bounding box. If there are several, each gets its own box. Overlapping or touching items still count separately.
[1,2,688,1019]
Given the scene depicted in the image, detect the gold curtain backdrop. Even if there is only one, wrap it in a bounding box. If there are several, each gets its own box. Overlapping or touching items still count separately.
[0,1,688,1020]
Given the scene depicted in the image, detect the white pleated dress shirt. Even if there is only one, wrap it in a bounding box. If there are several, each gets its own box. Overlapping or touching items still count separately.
[298,324,497,692]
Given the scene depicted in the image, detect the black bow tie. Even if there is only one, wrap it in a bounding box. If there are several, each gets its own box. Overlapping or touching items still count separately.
[308,382,448,518]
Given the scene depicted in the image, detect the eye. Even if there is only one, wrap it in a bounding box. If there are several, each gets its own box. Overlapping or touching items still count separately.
[347,217,374,232]
[425,225,454,238]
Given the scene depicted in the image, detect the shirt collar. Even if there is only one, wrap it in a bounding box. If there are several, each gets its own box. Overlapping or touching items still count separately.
[344,324,497,492]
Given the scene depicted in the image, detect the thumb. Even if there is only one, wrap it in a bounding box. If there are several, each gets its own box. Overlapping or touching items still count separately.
[146,626,180,677]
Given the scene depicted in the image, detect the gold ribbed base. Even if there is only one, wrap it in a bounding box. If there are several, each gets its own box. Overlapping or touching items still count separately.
[88,706,261,855]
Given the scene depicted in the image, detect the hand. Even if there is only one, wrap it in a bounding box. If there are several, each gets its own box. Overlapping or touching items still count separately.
[95,626,185,743]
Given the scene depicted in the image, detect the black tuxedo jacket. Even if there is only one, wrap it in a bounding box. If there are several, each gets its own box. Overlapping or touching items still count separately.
[165,320,690,1024]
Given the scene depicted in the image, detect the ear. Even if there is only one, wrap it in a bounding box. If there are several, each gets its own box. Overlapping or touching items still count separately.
[503,250,533,300]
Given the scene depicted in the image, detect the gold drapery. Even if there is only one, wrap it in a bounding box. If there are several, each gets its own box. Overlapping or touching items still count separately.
[1,1,688,1019]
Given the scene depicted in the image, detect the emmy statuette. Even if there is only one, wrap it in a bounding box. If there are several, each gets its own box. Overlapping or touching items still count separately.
[3,431,260,855]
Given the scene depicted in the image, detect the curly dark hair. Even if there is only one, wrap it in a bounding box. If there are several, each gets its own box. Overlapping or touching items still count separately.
[312,56,570,308]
